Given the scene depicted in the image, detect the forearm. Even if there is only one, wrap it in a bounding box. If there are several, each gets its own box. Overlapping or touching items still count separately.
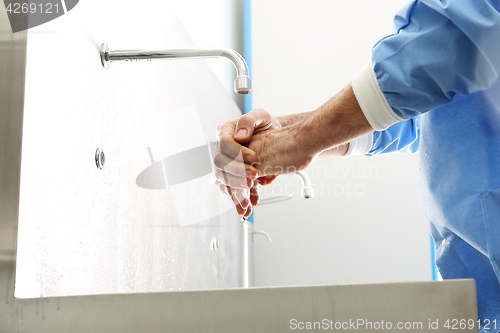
[294,84,374,156]
[246,84,374,176]
[276,111,314,127]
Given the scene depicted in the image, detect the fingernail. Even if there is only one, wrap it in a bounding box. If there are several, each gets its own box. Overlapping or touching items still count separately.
[235,128,248,139]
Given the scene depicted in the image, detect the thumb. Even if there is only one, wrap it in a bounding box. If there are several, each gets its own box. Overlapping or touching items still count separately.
[234,114,256,143]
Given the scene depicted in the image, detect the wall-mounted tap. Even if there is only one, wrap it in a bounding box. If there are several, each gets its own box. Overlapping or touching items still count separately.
[259,171,315,206]
[295,171,314,199]
[100,43,252,95]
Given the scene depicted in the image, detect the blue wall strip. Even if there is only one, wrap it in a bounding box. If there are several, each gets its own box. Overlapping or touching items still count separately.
[243,0,254,223]
[430,235,439,280]
[244,0,253,115]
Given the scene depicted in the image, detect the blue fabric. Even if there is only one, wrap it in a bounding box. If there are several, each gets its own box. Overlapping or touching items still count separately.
[367,117,420,155]
[368,0,500,329]
[372,0,500,119]
[419,91,500,330]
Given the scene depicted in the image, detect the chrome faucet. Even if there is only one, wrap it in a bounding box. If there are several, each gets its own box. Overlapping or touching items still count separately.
[258,171,315,206]
[100,43,252,95]
[295,171,314,199]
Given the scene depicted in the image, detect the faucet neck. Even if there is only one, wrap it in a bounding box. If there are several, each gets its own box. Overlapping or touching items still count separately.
[100,44,252,94]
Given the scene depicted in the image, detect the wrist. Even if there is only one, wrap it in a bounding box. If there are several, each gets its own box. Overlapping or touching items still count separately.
[318,143,350,158]
[293,115,328,158]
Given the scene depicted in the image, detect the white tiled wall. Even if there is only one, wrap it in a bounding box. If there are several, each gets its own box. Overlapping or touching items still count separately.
[14,0,244,298]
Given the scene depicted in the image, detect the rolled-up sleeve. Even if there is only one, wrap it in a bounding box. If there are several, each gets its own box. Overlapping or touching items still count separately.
[352,0,500,131]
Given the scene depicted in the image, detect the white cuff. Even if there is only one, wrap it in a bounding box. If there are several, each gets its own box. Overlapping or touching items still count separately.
[352,62,405,131]
[342,133,374,157]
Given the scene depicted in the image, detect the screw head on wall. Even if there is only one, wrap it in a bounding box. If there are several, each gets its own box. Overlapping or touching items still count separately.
[95,148,105,170]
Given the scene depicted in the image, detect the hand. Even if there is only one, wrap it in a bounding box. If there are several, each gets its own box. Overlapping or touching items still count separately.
[245,85,371,175]
[214,109,280,218]
[246,122,318,176]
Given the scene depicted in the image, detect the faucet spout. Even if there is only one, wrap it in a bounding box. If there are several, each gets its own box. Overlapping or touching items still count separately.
[100,43,252,95]
[295,171,314,199]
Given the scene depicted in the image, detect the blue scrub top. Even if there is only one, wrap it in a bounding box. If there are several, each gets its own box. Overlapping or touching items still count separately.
[364,0,500,329]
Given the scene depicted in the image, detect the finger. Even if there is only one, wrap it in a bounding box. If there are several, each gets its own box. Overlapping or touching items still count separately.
[230,199,246,216]
[234,113,256,143]
[234,109,277,143]
[225,189,248,217]
[215,179,230,196]
[216,139,259,167]
[233,189,250,209]
[250,185,259,206]
[216,181,247,216]
[216,120,257,162]
[243,205,253,219]
[216,180,250,214]
[235,202,248,216]
[218,140,258,164]
[214,153,258,179]
[216,178,251,216]
[215,169,254,189]
[228,187,250,210]
[256,175,279,186]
